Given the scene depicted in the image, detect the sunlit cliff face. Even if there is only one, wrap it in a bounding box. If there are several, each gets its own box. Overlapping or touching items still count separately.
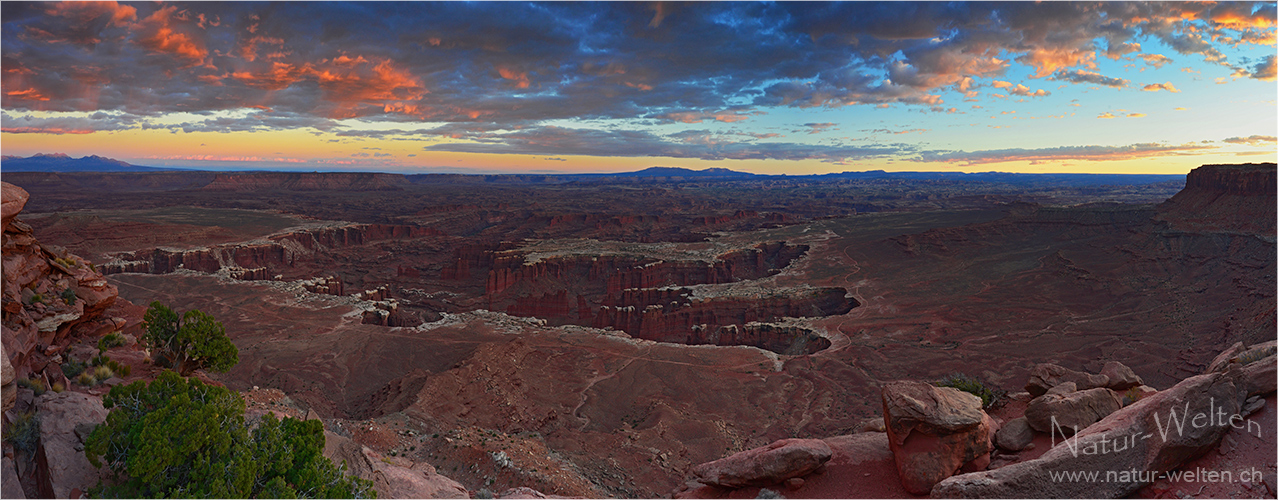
[2,1,1275,174]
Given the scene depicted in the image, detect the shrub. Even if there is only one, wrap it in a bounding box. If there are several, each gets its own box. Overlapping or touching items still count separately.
[29,293,44,305]
[78,372,97,386]
[86,371,374,498]
[936,373,1002,409]
[141,302,238,376]
[98,332,126,352]
[62,357,87,378]
[51,381,65,393]
[3,410,41,455]
[60,288,77,305]
[16,377,46,396]
[93,365,114,381]
[756,488,784,499]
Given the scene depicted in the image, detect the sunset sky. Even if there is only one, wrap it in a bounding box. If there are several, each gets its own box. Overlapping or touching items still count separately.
[1,1,1275,175]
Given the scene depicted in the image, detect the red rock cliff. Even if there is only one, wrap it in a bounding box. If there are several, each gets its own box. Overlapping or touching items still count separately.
[2,182,122,382]
[1157,163,1277,235]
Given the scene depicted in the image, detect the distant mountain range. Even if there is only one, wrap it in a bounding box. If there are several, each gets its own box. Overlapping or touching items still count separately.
[1,153,172,172]
[1,154,1185,187]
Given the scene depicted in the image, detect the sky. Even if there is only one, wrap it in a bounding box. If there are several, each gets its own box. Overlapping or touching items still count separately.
[1,1,1275,175]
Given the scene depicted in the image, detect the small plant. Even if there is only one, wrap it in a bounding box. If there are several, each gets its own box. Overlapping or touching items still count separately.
[78,372,97,386]
[16,377,47,395]
[54,257,79,269]
[29,293,44,305]
[474,488,495,499]
[62,357,88,378]
[51,381,65,393]
[936,373,1002,409]
[93,365,115,381]
[756,488,784,499]
[91,354,110,367]
[3,410,41,455]
[60,288,78,305]
[98,332,126,352]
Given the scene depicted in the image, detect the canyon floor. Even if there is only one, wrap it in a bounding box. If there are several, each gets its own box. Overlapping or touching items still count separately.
[5,166,1274,498]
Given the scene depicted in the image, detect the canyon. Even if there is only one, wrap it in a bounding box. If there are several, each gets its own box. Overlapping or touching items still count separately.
[1,163,1273,498]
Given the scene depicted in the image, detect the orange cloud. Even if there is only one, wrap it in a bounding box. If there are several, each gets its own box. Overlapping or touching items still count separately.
[1138,53,1173,68]
[496,67,530,89]
[1126,113,1146,118]
[134,6,208,66]
[1141,82,1180,92]
[239,35,285,62]
[659,109,758,123]
[1098,112,1116,119]
[1017,48,1095,78]
[5,88,50,101]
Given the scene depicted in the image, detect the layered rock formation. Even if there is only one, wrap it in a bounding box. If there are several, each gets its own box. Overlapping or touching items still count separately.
[101,223,443,276]
[2,182,121,382]
[1155,163,1276,235]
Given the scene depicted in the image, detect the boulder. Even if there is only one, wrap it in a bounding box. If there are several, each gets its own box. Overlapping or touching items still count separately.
[691,438,832,488]
[1024,387,1123,435]
[1,182,29,233]
[932,370,1244,498]
[881,381,993,494]
[499,486,548,498]
[1100,361,1143,391]
[34,392,108,499]
[1025,363,1109,397]
[993,417,1034,452]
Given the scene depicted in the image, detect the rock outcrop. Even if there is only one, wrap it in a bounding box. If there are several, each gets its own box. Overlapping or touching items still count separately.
[1155,163,1277,235]
[2,182,29,233]
[34,391,108,499]
[881,381,994,494]
[932,344,1273,498]
[2,182,119,381]
[690,438,832,488]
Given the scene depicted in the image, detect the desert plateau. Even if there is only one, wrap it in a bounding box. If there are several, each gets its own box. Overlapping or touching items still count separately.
[2,1,1276,498]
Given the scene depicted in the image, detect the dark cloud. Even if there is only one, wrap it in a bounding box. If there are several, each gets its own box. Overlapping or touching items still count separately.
[0,1,1271,137]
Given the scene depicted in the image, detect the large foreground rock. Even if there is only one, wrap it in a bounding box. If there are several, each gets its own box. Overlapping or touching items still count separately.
[932,370,1245,498]
[881,381,993,494]
[691,438,832,488]
[1024,387,1123,435]
[34,391,108,499]
[993,417,1034,452]
[1024,364,1109,397]
[1,182,29,233]
[323,430,468,498]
